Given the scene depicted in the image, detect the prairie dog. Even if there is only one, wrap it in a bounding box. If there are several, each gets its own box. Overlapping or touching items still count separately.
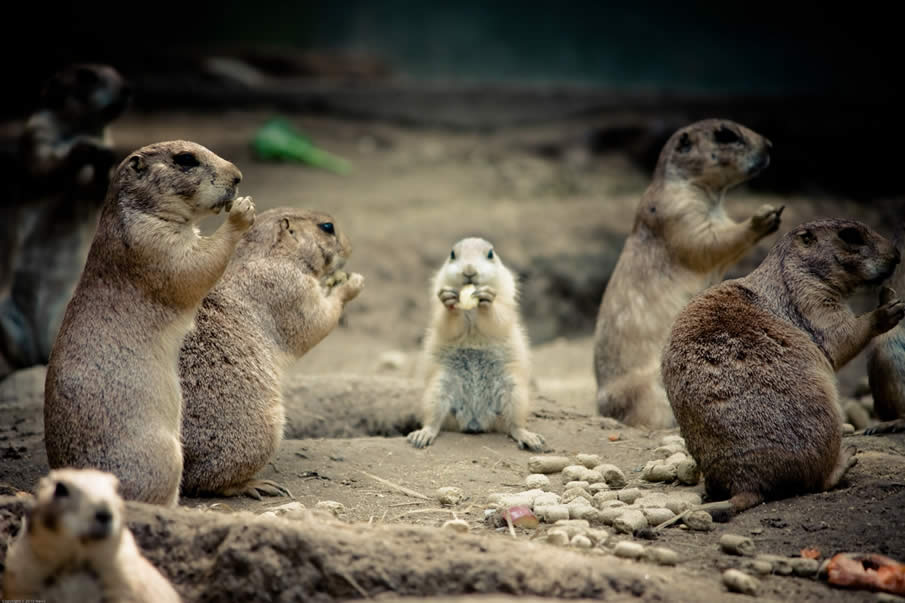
[593,119,782,429]
[866,223,905,435]
[662,219,903,513]
[179,208,363,499]
[44,140,254,506]
[407,237,544,451]
[2,468,180,602]
[0,63,130,379]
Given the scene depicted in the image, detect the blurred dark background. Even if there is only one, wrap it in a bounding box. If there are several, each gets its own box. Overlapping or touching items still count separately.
[2,0,903,199]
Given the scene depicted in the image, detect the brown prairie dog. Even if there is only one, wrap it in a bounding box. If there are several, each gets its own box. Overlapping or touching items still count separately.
[179,208,363,499]
[407,237,544,451]
[44,140,254,506]
[662,219,903,513]
[594,118,782,429]
[866,222,905,435]
[2,468,180,602]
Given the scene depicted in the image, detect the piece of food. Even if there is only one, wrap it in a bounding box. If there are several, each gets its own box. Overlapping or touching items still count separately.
[458,284,477,309]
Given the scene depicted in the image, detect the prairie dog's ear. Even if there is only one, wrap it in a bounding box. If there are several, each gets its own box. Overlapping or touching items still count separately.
[794,228,816,246]
[280,218,295,235]
[128,155,146,177]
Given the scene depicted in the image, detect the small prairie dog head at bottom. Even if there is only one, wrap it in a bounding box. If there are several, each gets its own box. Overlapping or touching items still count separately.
[113,140,243,221]
[434,237,517,308]
[231,207,352,278]
[26,468,125,562]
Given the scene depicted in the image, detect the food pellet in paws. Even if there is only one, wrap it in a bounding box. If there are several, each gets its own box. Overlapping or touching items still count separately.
[436,487,465,506]
[527,455,571,474]
[575,454,602,469]
[571,534,593,549]
[722,569,759,596]
[458,284,478,309]
[683,510,714,531]
[524,474,551,490]
[647,546,680,566]
[613,510,648,534]
[676,459,701,485]
[720,534,756,556]
[617,488,642,504]
[613,541,646,559]
[594,464,627,488]
[442,519,469,533]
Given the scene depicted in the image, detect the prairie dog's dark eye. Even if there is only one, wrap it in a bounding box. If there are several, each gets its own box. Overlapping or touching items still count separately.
[838,227,866,246]
[450,250,456,260]
[713,127,742,145]
[487,249,494,260]
[173,152,200,169]
[676,132,692,154]
[54,482,69,498]
[318,222,335,235]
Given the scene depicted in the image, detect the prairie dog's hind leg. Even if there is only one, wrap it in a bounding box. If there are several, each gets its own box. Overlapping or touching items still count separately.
[407,373,452,448]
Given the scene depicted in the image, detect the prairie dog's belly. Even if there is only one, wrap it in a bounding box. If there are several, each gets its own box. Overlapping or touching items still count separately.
[437,346,514,433]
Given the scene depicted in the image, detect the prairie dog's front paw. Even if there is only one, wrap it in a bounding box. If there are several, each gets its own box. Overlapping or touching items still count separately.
[339,272,364,302]
[750,204,783,237]
[438,287,459,309]
[228,195,256,230]
[324,270,348,288]
[873,291,905,335]
[475,286,496,307]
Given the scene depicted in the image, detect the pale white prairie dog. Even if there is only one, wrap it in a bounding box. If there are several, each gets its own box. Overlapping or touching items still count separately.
[44,140,254,506]
[594,118,782,429]
[2,468,181,602]
[407,237,544,451]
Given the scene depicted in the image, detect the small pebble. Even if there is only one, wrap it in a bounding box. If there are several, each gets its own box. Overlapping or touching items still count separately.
[546,529,570,546]
[442,519,469,533]
[598,499,627,509]
[436,487,465,506]
[842,423,855,435]
[635,493,669,508]
[741,560,774,575]
[528,455,571,474]
[642,507,676,525]
[575,454,602,469]
[266,501,306,516]
[537,504,570,522]
[315,501,345,516]
[562,465,589,482]
[683,510,714,531]
[568,503,598,521]
[553,518,590,537]
[756,554,792,575]
[488,489,545,508]
[665,452,688,467]
[789,557,819,577]
[642,462,677,482]
[608,433,621,441]
[722,569,759,596]
[571,534,593,549]
[524,474,551,490]
[613,510,648,534]
[617,488,643,504]
[663,492,702,515]
[647,546,680,566]
[585,528,610,545]
[720,533,756,556]
[562,487,592,505]
[598,508,623,525]
[532,492,561,508]
[613,541,646,559]
[565,480,590,490]
[675,459,701,485]
[588,482,610,493]
[593,491,620,507]
[594,464,627,488]
[652,444,685,458]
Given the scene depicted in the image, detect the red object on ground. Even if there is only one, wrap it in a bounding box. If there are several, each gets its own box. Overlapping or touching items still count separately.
[826,553,905,595]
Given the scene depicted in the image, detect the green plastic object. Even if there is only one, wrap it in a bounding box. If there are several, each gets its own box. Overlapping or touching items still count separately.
[251,117,351,174]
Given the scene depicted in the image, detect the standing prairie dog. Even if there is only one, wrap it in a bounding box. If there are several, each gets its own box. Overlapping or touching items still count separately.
[662,219,903,513]
[44,140,254,506]
[593,119,782,429]
[2,468,181,602]
[866,223,905,435]
[179,208,364,499]
[407,237,544,451]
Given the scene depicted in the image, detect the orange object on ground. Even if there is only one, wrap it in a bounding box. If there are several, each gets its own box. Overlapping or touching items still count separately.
[826,552,905,595]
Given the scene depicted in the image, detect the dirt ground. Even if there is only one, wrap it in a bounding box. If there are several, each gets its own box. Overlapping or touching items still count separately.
[1,111,903,602]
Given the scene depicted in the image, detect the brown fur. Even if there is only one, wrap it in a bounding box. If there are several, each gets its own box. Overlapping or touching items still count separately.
[866,224,905,435]
[179,208,363,499]
[2,468,180,602]
[44,140,254,506]
[0,64,130,380]
[662,219,903,513]
[594,119,782,429]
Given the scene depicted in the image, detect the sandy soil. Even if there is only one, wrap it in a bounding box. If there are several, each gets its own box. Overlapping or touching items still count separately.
[1,111,903,602]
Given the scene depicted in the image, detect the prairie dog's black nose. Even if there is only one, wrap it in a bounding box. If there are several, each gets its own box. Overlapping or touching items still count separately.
[232,175,242,187]
[95,508,112,525]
